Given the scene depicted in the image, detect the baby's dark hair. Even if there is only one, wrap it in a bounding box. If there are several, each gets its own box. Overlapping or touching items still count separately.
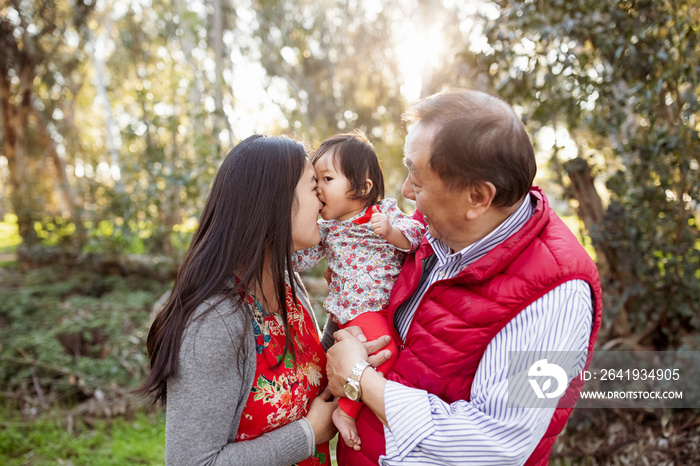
[312,130,385,208]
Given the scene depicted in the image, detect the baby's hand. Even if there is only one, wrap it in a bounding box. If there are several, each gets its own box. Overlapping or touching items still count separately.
[370,206,393,239]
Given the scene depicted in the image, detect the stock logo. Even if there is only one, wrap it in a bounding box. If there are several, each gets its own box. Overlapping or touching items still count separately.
[527,359,568,399]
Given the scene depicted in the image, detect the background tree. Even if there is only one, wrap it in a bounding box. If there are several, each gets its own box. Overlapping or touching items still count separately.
[90,0,242,258]
[2,1,698,347]
[445,0,700,348]
[252,0,410,192]
[2,2,700,463]
[0,0,94,249]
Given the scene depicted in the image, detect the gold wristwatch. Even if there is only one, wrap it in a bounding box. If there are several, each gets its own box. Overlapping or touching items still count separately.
[343,360,371,402]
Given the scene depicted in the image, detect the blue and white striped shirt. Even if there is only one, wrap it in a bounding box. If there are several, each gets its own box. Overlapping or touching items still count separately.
[382,195,594,465]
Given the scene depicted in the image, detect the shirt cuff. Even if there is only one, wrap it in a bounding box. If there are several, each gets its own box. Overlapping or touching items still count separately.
[297,417,315,458]
[393,225,423,253]
[383,381,435,461]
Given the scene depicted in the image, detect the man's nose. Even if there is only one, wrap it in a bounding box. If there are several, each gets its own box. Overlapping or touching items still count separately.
[401,176,415,201]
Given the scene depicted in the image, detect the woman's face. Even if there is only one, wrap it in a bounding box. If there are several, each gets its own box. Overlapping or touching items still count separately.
[291,161,322,251]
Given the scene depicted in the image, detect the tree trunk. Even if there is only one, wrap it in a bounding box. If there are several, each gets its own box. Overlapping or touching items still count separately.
[563,156,632,337]
[563,157,605,230]
[91,14,125,193]
[0,61,39,246]
[31,100,86,244]
[161,70,182,260]
[174,0,204,133]
[211,0,234,148]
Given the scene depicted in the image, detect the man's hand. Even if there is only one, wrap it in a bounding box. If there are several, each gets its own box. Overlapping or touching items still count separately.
[336,326,393,368]
[326,328,392,397]
[370,206,393,240]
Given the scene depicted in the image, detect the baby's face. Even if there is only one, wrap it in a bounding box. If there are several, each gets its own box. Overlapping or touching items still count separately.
[314,151,366,221]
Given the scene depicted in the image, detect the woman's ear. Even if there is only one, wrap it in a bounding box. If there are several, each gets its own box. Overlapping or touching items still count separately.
[465,181,496,220]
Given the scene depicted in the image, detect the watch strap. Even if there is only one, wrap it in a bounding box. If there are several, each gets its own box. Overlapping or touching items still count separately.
[348,360,371,384]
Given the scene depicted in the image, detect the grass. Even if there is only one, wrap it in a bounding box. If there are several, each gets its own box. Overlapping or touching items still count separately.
[0,229,327,466]
[0,409,165,465]
[0,253,333,466]
[0,406,339,465]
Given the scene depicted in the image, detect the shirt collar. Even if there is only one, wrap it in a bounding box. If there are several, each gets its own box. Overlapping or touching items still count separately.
[427,193,535,267]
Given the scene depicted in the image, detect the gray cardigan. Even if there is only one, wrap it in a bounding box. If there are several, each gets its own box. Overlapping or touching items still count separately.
[165,279,337,465]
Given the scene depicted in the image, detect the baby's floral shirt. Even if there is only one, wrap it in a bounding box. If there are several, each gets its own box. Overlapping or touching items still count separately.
[293,198,425,324]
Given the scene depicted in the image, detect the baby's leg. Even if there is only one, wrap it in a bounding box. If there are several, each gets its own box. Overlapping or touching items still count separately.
[333,405,361,451]
[340,311,399,375]
[333,311,399,451]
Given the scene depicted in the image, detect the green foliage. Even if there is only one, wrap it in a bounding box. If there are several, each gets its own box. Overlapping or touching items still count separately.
[2,212,192,261]
[252,0,411,192]
[2,0,423,257]
[0,263,170,464]
[3,0,697,352]
[0,215,21,254]
[0,409,165,465]
[0,264,168,404]
[454,0,700,346]
[95,1,230,256]
[81,219,147,257]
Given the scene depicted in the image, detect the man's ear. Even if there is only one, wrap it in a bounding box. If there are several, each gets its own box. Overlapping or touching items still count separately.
[465,181,496,220]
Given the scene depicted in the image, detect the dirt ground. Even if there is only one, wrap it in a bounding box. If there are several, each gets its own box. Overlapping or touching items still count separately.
[551,408,700,465]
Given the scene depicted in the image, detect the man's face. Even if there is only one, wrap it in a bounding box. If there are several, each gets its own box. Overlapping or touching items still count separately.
[401,123,469,251]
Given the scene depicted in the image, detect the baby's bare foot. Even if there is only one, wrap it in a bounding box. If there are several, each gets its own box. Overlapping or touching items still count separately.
[333,406,361,451]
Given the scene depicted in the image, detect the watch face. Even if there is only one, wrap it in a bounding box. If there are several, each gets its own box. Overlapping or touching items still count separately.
[344,383,359,401]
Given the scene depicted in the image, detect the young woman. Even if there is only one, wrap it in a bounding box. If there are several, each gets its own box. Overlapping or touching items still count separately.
[141,135,337,465]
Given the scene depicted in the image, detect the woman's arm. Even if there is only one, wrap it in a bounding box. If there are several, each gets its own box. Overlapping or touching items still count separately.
[320,318,339,352]
[165,300,315,466]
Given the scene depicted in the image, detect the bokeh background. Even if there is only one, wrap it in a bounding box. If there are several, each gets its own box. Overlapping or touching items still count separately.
[1,0,699,464]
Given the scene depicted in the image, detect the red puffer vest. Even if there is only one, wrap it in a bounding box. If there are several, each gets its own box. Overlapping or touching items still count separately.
[338,187,603,465]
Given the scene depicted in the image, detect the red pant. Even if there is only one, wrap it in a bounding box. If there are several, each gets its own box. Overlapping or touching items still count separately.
[337,311,399,418]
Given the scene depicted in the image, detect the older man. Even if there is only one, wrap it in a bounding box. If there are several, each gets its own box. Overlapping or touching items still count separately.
[326,89,603,465]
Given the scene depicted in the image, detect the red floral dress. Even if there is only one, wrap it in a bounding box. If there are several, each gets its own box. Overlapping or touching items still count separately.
[235,283,330,466]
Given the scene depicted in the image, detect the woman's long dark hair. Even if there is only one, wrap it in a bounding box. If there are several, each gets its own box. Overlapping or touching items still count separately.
[140,135,308,405]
